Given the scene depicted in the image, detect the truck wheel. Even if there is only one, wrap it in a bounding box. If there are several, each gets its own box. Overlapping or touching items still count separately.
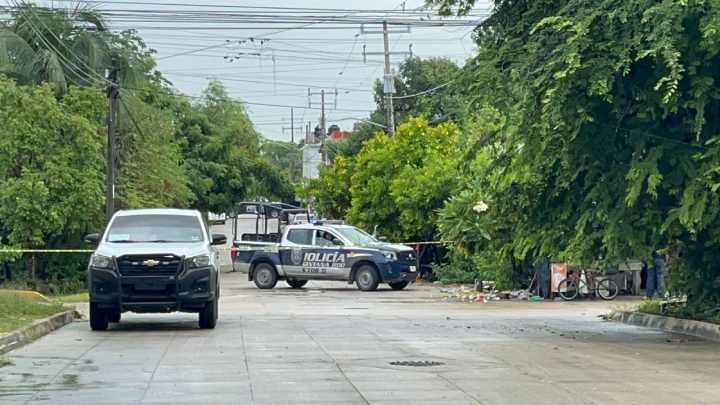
[389,280,409,290]
[108,310,121,323]
[287,280,308,289]
[355,265,379,291]
[89,303,109,331]
[199,297,218,329]
[254,263,278,289]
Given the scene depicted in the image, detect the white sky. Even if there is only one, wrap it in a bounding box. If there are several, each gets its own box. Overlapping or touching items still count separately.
[42,0,488,140]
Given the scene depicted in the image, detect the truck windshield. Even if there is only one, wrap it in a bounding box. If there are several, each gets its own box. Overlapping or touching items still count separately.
[106,215,205,243]
[335,227,378,246]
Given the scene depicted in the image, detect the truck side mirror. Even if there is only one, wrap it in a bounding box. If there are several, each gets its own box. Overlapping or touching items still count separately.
[211,234,227,246]
[84,233,100,245]
[332,239,344,246]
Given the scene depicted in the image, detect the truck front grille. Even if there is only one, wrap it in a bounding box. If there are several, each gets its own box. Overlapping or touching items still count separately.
[117,254,182,276]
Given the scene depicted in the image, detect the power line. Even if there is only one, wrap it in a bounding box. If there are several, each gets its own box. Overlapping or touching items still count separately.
[123,86,372,113]
[391,81,454,99]
[165,73,373,93]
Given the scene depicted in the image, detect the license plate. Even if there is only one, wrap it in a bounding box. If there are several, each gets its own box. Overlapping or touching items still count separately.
[136,281,166,291]
[410,266,417,272]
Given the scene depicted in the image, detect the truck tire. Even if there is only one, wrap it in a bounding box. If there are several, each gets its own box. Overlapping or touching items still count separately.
[89,303,109,331]
[199,296,218,329]
[355,265,380,291]
[254,263,278,289]
[287,279,308,289]
[108,310,121,323]
[389,280,409,290]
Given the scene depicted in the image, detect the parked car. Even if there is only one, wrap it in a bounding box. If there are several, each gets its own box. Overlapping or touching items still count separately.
[84,209,226,330]
[208,212,227,225]
[232,222,417,291]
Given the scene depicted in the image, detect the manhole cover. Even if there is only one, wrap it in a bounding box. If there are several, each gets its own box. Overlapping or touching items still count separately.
[389,360,445,367]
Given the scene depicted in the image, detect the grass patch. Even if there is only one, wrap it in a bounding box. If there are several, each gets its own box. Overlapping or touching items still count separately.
[53,291,88,303]
[635,298,720,325]
[0,290,68,334]
[0,356,13,368]
[637,298,663,315]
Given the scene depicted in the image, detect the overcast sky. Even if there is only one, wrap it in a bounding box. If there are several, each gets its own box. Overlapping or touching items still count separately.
[42,0,488,141]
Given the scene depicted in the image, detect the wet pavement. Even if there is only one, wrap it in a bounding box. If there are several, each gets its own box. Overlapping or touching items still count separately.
[2,271,720,404]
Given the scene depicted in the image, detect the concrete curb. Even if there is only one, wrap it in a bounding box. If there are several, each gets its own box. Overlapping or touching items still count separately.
[0,310,78,354]
[612,311,720,343]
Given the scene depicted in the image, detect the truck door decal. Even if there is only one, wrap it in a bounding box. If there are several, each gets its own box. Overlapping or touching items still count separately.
[300,250,346,276]
[290,249,303,266]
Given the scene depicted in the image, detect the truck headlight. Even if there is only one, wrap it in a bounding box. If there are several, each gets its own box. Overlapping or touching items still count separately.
[187,255,211,269]
[90,254,113,269]
[383,251,397,261]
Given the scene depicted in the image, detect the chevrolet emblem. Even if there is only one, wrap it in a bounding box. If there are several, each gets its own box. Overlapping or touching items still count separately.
[142,259,160,267]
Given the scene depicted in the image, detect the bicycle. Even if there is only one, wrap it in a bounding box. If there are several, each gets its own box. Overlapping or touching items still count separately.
[557,270,619,301]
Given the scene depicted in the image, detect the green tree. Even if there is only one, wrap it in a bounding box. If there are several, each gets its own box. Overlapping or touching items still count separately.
[429,0,720,312]
[334,57,464,158]
[0,78,104,277]
[347,117,461,241]
[174,81,293,214]
[0,4,110,94]
[260,139,302,182]
[305,155,355,220]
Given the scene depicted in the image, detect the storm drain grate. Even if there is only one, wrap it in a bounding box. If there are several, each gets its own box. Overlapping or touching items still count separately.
[390,360,445,367]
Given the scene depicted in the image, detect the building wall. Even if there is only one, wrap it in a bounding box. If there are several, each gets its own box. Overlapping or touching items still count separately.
[302,144,323,179]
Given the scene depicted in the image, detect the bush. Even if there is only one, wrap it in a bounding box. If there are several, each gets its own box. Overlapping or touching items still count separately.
[1,253,89,295]
[433,248,513,289]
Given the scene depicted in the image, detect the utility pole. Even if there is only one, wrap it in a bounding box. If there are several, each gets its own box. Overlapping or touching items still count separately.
[106,66,120,222]
[360,22,411,136]
[281,107,303,143]
[320,90,326,142]
[382,21,395,136]
[308,88,338,164]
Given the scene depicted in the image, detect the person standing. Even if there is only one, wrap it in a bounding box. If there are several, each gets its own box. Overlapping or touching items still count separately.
[646,251,666,298]
[536,256,551,298]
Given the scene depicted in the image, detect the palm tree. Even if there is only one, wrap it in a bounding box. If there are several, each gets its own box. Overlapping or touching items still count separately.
[0,2,110,95]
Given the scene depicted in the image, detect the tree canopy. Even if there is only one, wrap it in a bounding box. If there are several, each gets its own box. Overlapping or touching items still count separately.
[422,0,720,313]
[0,6,293,290]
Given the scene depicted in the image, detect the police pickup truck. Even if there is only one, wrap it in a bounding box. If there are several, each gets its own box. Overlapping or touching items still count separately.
[232,222,417,291]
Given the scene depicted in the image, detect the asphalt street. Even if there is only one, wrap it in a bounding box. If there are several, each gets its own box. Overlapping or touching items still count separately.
[2,270,720,405]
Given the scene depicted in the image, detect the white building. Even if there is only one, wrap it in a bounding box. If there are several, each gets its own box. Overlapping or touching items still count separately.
[302,143,323,179]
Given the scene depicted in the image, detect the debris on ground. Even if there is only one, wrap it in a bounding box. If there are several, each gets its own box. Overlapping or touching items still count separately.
[440,284,541,303]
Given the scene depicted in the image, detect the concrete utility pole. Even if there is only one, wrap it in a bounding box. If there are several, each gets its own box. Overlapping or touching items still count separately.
[308,88,338,164]
[281,107,302,143]
[106,66,120,222]
[382,21,395,136]
[360,22,411,136]
[320,90,326,143]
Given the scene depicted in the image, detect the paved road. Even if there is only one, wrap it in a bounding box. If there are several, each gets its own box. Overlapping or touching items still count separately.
[2,272,720,405]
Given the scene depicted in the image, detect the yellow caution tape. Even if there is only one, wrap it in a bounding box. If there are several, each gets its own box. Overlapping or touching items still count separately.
[0,240,454,254]
[1,289,51,303]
